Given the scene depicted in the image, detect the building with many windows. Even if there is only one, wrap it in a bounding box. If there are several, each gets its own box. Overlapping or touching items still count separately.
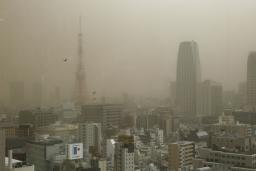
[168,141,195,171]
[247,51,256,110]
[78,123,102,158]
[176,41,201,116]
[19,108,58,128]
[81,104,123,130]
[197,147,256,171]
[114,135,135,171]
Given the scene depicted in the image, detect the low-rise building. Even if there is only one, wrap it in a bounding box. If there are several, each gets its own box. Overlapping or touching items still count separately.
[197,148,256,171]
[210,114,252,137]
[35,123,78,143]
[5,151,34,171]
[26,137,65,171]
[209,135,256,154]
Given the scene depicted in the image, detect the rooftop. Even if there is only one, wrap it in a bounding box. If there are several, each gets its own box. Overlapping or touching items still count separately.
[5,157,34,168]
[27,136,63,145]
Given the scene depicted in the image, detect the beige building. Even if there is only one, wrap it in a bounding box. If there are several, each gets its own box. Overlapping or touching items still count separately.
[98,159,107,171]
[0,123,18,138]
[168,141,195,171]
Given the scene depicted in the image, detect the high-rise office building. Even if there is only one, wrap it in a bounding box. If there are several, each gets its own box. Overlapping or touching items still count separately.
[0,129,5,171]
[114,135,135,171]
[247,52,256,110]
[106,139,115,171]
[176,41,201,116]
[168,141,195,171]
[19,108,58,128]
[81,104,123,130]
[197,80,223,116]
[78,123,102,158]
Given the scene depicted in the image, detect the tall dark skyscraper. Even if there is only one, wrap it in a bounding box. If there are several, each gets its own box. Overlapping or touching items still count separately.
[176,41,201,116]
[247,52,256,109]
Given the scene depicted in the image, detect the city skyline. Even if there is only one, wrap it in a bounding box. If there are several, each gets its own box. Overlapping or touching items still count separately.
[1,1,256,170]
[1,0,256,104]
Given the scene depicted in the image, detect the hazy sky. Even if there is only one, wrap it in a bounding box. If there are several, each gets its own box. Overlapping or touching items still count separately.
[1,0,256,103]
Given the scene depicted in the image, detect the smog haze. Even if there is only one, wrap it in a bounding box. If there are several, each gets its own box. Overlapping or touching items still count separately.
[1,0,256,105]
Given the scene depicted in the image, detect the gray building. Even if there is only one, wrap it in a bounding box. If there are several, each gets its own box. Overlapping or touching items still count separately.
[78,123,102,158]
[247,52,256,110]
[81,104,123,130]
[195,117,256,171]
[26,137,64,171]
[197,80,223,116]
[19,108,58,128]
[197,148,256,171]
[0,129,5,171]
[209,135,256,154]
[176,41,201,116]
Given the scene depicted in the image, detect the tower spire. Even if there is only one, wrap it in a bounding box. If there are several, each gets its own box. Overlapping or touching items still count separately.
[75,16,87,106]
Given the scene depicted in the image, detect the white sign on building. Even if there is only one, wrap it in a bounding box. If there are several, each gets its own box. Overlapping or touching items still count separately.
[68,143,83,160]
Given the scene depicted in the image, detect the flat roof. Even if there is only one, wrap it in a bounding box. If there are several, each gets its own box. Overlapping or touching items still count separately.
[5,157,22,166]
